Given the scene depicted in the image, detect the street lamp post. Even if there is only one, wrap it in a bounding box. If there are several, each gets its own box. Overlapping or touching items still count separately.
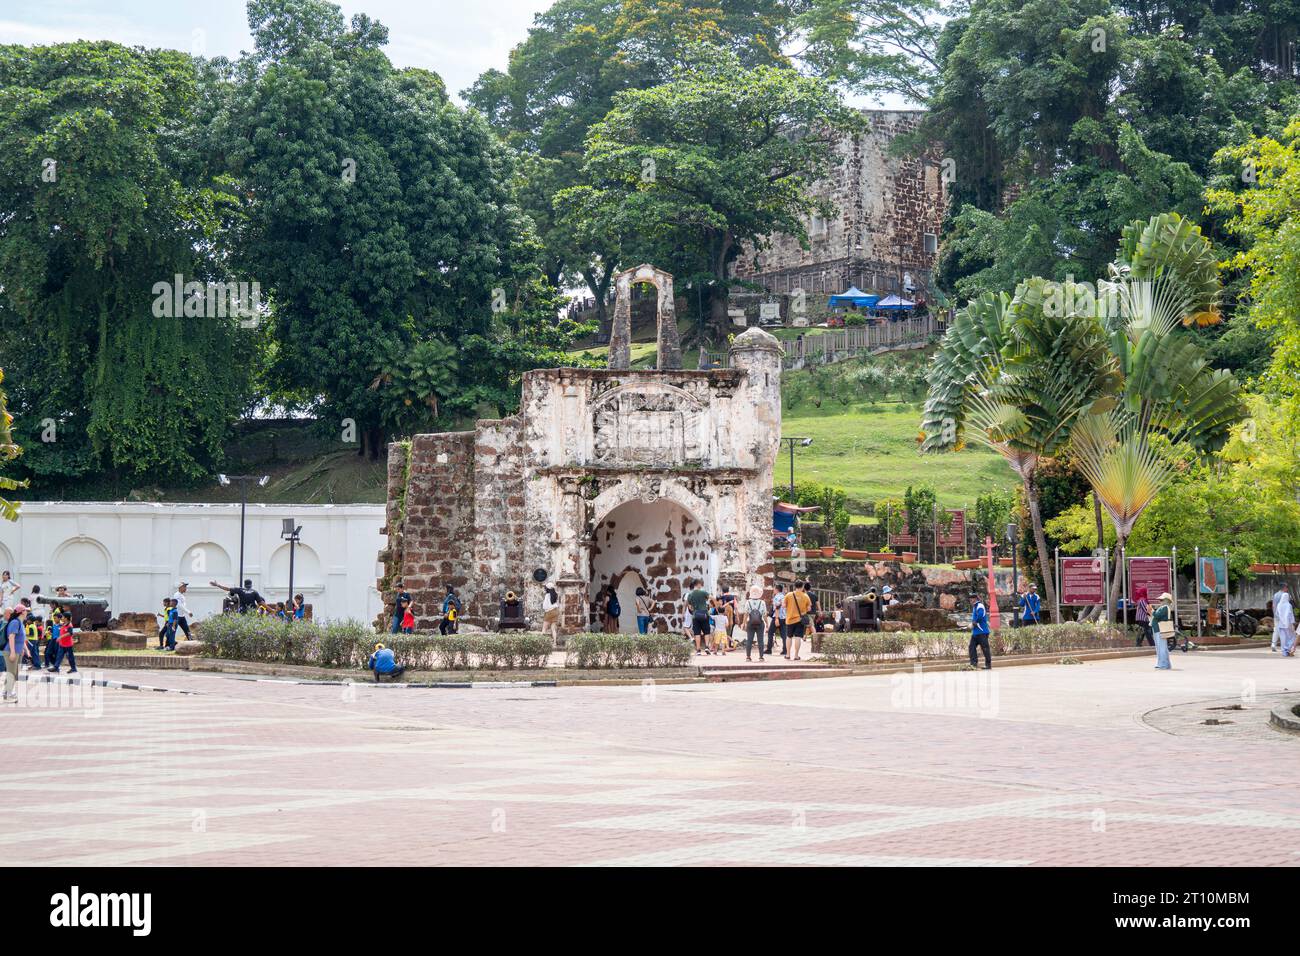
[780,437,813,500]
[281,518,302,608]
[218,473,269,585]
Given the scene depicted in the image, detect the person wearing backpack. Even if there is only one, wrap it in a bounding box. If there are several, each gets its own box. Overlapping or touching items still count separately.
[603,587,621,632]
[744,584,767,662]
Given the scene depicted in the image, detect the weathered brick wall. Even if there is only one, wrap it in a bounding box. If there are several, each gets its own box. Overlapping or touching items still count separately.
[468,416,530,624]
[733,110,946,299]
[388,432,477,630]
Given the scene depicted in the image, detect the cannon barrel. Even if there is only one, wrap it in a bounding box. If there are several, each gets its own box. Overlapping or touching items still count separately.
[36,595,109,608]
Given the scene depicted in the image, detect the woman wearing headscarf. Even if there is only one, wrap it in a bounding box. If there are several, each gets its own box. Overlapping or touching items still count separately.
[1275,588,1296,657]
[1134,587,1152,647]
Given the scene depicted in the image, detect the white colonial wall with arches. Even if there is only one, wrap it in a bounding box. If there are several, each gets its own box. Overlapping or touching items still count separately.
[0,502,385,623]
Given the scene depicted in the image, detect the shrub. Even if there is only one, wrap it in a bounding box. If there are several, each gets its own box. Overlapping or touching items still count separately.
[565,633,693,669]
[198,615,553,670]
[819,623,1129,665]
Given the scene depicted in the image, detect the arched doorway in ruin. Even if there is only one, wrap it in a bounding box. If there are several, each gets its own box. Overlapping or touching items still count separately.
[589,498,711,634]
[608,263,682,371]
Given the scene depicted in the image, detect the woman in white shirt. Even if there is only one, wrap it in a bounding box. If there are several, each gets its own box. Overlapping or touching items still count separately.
[0,571,20,610]
[634,587,652,634]
[541,586,561,645]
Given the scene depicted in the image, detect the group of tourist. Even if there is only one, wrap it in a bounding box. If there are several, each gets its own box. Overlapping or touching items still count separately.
[1,574,83,696]
[388,581,462,636]
[207,579,306,623]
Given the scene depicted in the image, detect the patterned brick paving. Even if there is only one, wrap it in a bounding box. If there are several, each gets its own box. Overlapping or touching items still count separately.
[3,648,1298,866]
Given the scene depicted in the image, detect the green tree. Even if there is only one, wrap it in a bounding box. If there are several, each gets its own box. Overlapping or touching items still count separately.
[223,0,569,456]
[920,0,1295,299]
[1209,114,1300,421]
[0,40,254,487]
[466,0,796,329]
[561,46,863,339]
[0,369,26,520]
[796,0,950,103]
[921,278,1124,618]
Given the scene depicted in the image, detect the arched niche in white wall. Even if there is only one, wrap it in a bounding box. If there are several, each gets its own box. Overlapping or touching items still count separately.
[177,542,233,582]
[267,542,323,593]
[51,538,112,600]
[0,543,14,578]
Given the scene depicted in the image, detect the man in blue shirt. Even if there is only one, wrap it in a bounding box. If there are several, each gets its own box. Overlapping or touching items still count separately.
[4,604,28,702]
[368,642,406,682]
[969,598,992,669]
[1018,583,1041,626]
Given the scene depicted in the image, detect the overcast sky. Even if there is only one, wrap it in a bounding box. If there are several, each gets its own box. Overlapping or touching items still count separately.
[0,0,550,101]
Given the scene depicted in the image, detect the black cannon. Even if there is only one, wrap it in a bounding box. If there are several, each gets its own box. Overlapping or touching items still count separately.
[496,592,530,631]
[36,594,114,631]
[841,591,883,632]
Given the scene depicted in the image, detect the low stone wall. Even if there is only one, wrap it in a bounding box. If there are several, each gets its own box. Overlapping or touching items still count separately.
[776,557,1019,627]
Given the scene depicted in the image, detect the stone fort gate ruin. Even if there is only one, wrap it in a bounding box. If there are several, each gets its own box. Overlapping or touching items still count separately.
[380,264,783,633]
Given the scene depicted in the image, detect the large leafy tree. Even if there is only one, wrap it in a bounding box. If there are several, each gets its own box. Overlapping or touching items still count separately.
[223,0,567,456]
[912,0,1297,299]
[795,0,951,103]
[0,40,254,487]
[1209,113,1300,419]
[466,0,796,329]
[560,46,863,338]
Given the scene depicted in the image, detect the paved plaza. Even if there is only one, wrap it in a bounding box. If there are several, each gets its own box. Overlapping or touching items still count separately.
[5,648,1300,866]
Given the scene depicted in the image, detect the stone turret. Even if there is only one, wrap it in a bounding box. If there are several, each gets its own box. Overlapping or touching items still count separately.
[727,326,783,472]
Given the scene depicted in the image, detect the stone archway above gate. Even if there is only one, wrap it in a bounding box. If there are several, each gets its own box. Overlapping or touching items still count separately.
[608,263,682,371]
[589,475,713,539]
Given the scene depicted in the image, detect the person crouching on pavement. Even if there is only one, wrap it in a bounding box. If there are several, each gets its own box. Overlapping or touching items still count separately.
[368,642,406,682]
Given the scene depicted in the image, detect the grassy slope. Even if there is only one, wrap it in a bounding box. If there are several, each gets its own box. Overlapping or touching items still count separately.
[780,401,1014,509]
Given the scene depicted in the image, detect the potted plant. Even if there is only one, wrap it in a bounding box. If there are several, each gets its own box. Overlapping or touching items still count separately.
[842,549,869,560]
[820,545,836,558]
[868,546,895,562]
[773,547,792,558]
[900,552,918,564]
[953,556,982,570]
[998,557,1015,567]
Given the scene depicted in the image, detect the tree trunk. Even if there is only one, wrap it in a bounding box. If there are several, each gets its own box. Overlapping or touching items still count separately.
[1023,475,1059,623]
[709,289,729,343]
[1093,492,1105,550]
[1108,531,1127,615]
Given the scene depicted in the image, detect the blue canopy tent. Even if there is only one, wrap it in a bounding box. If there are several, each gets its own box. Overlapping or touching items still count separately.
[827,286,880,310]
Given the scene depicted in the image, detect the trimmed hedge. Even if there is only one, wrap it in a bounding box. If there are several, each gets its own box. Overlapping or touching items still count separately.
[198,615,552,670]
[820,622,1129,665]
[564,633,693,669]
